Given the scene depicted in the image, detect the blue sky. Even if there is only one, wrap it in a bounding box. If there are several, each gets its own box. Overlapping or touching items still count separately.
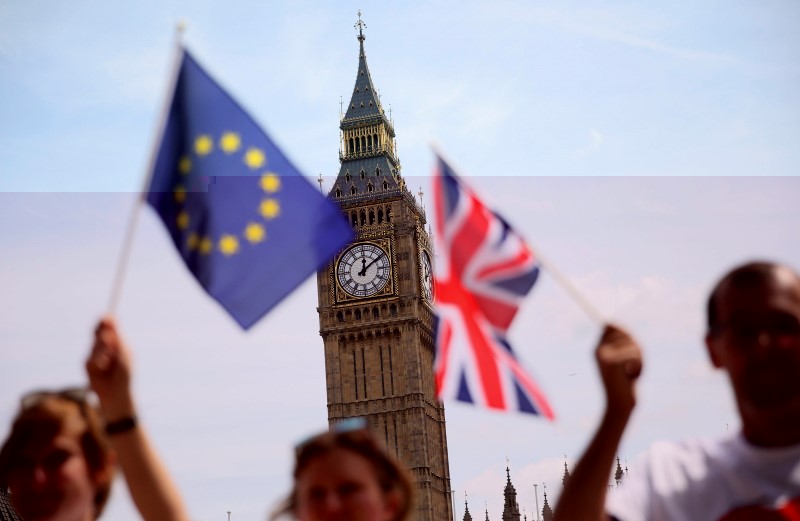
[1,2,799,520]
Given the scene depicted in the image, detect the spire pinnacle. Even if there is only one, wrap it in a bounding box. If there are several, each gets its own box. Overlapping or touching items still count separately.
[355,10,366,43]
[615,455,624,485]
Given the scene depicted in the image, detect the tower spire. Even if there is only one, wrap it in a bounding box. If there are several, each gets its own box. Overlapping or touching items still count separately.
[615,455,624,486]
[502,463,521,521]
[463,493,473,521]
[332,11,403,201]
[541,488,553,521]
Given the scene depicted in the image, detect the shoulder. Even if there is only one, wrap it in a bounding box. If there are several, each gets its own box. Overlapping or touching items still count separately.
[605,436,730,521]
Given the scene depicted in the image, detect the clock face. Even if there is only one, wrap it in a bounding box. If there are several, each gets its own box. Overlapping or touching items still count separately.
[337,242,391,298]
[421,250,434,302]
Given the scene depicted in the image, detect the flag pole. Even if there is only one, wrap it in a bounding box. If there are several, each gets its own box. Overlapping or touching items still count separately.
[535,252,604,323]
[428,142,605,325]
[107,22,186,314]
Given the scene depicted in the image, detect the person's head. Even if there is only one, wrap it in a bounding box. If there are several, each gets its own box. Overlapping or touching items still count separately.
[0,389,115,521]
[272,421,413,521]
[705,261,800,431]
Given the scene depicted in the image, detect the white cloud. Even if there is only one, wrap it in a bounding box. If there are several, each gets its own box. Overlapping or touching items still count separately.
[576,129,604,157]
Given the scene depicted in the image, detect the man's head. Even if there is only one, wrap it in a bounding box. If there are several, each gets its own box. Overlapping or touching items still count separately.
[0,389,116,520]
[705,261,800,442]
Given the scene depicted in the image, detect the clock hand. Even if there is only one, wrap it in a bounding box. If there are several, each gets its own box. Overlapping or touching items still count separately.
[361,252,386,274]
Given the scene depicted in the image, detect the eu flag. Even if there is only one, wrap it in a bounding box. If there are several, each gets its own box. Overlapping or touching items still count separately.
[146,49,353,329]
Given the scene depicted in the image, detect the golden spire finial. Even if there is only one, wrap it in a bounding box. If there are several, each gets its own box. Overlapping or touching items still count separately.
[355,10,367,41]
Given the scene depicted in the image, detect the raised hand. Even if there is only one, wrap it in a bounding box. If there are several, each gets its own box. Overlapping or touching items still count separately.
[86,316,135,422]
[595,324,643,414]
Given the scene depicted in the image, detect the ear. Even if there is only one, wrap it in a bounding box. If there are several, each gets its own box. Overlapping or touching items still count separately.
[705,333,723,369]
[93,450,117,488]
[382,489,401,520]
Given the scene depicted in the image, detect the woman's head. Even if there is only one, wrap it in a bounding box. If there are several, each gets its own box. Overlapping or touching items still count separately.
[274,423,413,521]
[0,389,115,521]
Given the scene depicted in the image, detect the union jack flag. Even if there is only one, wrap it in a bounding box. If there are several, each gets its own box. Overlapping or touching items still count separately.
[431,153,554,418]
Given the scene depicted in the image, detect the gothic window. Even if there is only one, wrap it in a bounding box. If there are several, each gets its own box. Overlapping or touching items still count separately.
[353,351,359,399]
[363,308,370,320]
[351,186,357,195]
[359,210,366,226]
[361,348,368,399]
[372,307,379,319]
[368,184,374,194]
[365,85,369,91]
[367,135,372,150]
[383,180,389,190]
[368,209,375,223]
[336,311,344,323]
[386,206,392,222]
[361,136,366,150]
[388,344,395,394]
[379,346,386,396]
[390,304,398,317]
[360,102,364,107]
[360,169,365,179]
[375,166,381,176]
[378,208,384,223]
[369,101,373,106]
[356,86,360,92]
[336,188,342,198]
[393,415,399,456]
[354,309,362,320]
[348,138,354,154]
[374,134,379,148]
[345,171,351,183]
[351,212,357,226]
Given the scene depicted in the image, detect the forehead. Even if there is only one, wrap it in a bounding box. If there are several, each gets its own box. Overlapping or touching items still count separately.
[297,448,377,486]
[715,269,800,320]
[13,425,84,460]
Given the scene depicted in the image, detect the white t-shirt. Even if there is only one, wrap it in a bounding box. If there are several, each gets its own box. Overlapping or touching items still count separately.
[606,433,800,521]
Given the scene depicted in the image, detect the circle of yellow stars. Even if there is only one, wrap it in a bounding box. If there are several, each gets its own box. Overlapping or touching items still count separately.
[173,131,282,257]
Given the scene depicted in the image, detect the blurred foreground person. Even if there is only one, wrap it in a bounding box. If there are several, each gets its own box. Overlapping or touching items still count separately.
[271,420,413,521]
[553,261,800,521]
[0,317,189,521]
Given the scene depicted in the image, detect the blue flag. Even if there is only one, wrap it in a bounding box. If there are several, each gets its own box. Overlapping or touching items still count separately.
[146,49,353,329]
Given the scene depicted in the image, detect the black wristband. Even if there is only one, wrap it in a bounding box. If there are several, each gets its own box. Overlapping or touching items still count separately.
[105,416,137,435]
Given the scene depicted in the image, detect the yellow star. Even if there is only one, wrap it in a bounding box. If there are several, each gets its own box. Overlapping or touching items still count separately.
[244,222,266,243]
[244,147,266,169]
[176,211,190,230]
[259,198,280,220]
[199,237,213,255]
[260,173,281,193]
[179,156,192,175]
[174,185,186,203]
[220,132,241,154]
[195,135,213,156]
[218,235,240,256]
[187,233,199,250]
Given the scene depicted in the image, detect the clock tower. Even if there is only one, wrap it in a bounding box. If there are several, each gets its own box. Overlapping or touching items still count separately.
[315,13,453,521]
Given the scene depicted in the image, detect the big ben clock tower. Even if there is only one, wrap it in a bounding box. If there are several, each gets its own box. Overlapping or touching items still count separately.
[315,13,453,521]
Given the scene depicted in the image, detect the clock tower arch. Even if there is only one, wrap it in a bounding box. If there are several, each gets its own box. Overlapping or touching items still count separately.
[315,13,453,521]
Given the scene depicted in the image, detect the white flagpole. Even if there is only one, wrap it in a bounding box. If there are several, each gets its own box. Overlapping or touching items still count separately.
[107,22,187,314]
[428,143,605,325]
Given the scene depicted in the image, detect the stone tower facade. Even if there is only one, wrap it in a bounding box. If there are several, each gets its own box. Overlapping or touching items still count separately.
[315,13,453,521]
